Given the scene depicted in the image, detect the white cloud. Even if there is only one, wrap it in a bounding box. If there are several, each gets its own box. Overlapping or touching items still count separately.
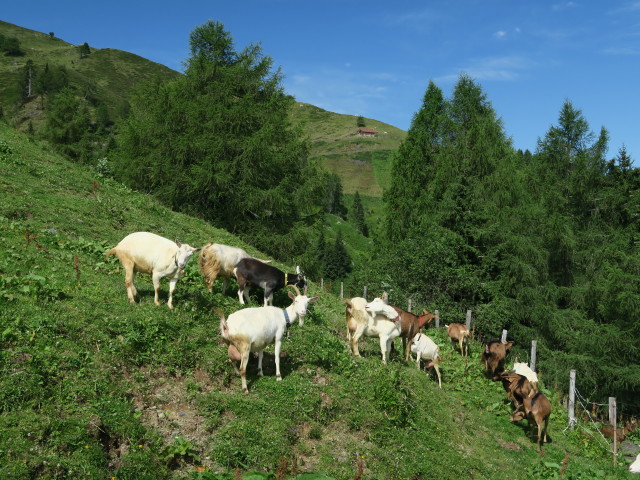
[494,30,507,39]
[435,56,533,84]
[552,2,577,11]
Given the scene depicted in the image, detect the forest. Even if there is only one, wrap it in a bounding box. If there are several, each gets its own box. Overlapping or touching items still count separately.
[4,19,640,415]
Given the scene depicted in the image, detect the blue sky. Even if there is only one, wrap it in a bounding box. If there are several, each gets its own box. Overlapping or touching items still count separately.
[3,1,640,161]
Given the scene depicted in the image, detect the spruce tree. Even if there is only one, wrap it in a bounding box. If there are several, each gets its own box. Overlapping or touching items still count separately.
[352,191,368,237]
[324,230,352,280]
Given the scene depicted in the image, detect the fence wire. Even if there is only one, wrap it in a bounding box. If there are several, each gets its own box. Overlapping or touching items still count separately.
[563,387,614,454]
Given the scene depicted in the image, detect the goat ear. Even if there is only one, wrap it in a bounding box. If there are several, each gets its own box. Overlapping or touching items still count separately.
[288,291,296,300]
[175,239,182,247]
[308,296,318,303]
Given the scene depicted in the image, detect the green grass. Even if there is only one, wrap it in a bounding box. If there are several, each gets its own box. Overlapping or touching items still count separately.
[0,20,180,127]
[0,121,635,479]
[290,102,404,196]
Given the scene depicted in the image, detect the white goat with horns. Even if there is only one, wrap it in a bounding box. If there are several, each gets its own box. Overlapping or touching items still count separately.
[218,285,318,394]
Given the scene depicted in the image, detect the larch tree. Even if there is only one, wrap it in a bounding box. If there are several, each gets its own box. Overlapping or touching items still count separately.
[114,20,324,259]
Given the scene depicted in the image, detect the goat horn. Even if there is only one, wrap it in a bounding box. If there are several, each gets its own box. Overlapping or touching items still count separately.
[288,284,302,296]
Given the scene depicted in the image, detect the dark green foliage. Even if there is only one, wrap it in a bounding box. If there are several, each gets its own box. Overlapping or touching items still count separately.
[43,87,92,160]
[373,79,640,409]
[323,230,352,280]
[0,33,22,55]
[356,115,365,128]
[114,20,325,260]
[323,172,348,219]
[78,42,91,58]
[352,191,368,237]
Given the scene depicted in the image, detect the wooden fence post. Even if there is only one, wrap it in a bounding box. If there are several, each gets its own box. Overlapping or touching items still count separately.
[609,397,617,466]
[363,286,367,300]
[568,370,576,428]
[320,278,324,290]
[435,310,440,328]
[340,282,344,300]
[465,310,472,330]
[407,299,412,313]
[530,340,537,371]
[501,329,508,343]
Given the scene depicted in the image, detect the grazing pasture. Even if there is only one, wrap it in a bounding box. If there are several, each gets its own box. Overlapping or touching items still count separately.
[0,123,633,478]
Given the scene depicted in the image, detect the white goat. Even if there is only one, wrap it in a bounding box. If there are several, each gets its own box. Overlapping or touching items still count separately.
[345,297,401,364]
[409,332,442,388]
[106,232,200,309]
[513,361,539,391]
[630,451,640,473]
[198,242,270,294]
[219,286,318,394]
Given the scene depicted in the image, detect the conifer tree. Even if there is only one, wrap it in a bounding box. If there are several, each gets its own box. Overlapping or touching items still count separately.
[114,20,322,259]
[324,230,352,280]
[352,191,368,237]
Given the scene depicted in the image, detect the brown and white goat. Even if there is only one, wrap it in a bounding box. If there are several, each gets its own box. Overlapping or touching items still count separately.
[446,323,470,357]
[198,242,270,294]
[106,232,200,309]
[482,339,513,377]
[510,390,552,451]
[512,361,539,392]
[344,297,401,364]
[393,307,437,361]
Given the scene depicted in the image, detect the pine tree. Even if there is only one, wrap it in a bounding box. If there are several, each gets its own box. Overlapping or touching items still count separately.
[352,191,368,237]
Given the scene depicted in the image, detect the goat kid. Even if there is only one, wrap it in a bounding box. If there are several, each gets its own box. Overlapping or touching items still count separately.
[510,390,552,452]
[106,232,200,309]
[409,332,442,388]
[219,286,318,393]
[233,258,306,306]
[446,323,470,357]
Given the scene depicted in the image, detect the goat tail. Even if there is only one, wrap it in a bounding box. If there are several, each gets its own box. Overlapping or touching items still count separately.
[216,308,231,344]
[254,257,272,264]
[105,247,117,258]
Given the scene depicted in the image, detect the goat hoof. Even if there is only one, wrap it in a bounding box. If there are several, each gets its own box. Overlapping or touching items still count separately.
[276,376,282,382]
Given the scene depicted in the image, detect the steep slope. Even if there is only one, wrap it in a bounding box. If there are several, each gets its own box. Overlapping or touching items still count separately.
[0,20,180,122]
[290,102,405,197]
[0,122,632,479]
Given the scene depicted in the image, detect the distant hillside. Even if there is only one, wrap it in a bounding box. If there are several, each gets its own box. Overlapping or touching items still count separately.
[290,102,405,197]
[0,20,180,123]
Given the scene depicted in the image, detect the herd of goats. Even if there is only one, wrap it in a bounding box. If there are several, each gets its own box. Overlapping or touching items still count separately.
[106,232,567,452]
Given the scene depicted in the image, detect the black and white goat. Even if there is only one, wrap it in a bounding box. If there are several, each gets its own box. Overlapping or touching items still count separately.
[233,257,306,306]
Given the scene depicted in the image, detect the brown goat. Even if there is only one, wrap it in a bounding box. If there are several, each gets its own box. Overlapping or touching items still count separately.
[510,390,552,451]
[393,307,437,361]
[499,372,533,410]
[482,339,513,377]
[446,323,470,357]
[601,417,638,443]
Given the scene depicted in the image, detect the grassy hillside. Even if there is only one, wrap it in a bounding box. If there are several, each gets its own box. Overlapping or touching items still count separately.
[290,102,404,197]
[0,20,180,125]
[1,121,635,479]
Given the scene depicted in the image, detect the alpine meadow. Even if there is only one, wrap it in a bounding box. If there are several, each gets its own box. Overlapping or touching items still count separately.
[1,18,640,479]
